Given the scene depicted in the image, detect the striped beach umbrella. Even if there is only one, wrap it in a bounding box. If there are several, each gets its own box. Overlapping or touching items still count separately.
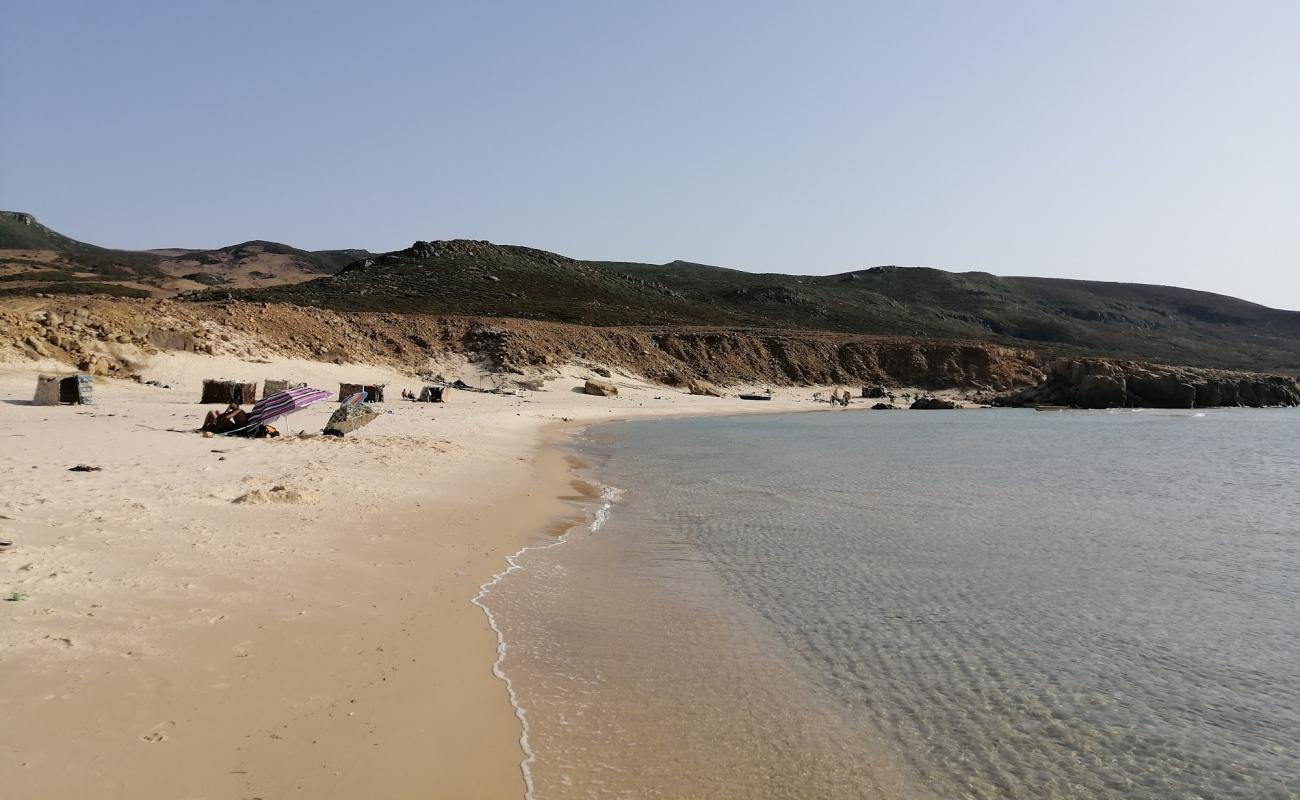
[247,386,334,427]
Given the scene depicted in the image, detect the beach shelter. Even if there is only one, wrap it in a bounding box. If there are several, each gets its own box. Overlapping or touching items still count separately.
[201,379,257,405]
[418,386,447,402]
[324,402,383,436]
[262,379,292,398]
[246,386,334,427]
[33,374,93,405]
[339,383,384,403]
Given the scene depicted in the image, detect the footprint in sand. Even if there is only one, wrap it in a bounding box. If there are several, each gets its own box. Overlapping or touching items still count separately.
[140,722,174,743]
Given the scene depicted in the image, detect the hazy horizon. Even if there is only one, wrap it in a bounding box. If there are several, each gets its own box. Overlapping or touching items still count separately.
[2,1,1296,309]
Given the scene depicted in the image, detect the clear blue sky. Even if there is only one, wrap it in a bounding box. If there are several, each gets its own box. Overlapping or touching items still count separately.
[2,1,1297,308]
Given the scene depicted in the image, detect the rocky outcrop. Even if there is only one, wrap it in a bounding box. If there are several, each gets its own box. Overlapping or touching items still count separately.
[583,378,618,397]
[23,299,1296,411]
[2,298,1048,391]
[1,211,36,226]
[645,331,1041,390]
[996,358,1300,409]
[686,378,723,397]
[1077,374,1126,408]
[911,396,959,410]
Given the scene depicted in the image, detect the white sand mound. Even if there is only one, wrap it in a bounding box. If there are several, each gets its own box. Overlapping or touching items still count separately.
[231,485,318,505]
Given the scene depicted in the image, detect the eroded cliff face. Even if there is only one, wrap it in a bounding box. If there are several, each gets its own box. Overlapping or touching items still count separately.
[995,358,1300,408]
[644,330,1038,390]
[0,297,1043,390]
[4,297,1295,406]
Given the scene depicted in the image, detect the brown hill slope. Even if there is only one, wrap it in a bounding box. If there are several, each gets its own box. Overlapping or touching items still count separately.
[0,212,370,298]
[1,297,1042,392]
[5,214,1298,374]
[221,240,1300,374]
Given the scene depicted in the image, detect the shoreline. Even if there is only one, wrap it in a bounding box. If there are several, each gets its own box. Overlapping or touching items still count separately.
[476,414,945,799]
[1,356,922,799]
[471,439,622,800]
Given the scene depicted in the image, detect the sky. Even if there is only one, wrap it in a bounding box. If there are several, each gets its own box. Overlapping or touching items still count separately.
[2,1,1297,308]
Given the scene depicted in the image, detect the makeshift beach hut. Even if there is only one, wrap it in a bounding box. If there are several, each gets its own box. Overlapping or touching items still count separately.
[417,385,447,403]
[33,374,94,405]
[339,383,384,403]
[201,379,256,405]
[262,379,292,398]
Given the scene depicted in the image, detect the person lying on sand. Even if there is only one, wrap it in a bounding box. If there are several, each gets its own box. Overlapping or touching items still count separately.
[202,404,248,433]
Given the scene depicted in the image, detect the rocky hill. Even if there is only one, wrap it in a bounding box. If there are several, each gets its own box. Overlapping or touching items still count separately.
[0,212,371,299]
[220,239,1300,374]
[5,215,1299,375]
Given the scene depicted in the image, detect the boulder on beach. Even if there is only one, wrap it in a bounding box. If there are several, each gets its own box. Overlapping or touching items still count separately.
[910,396,959,410]
[584,378,618,397]
[687,378,723,397]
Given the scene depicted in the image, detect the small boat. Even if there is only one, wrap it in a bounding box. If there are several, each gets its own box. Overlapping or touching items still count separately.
[738,393,773,401]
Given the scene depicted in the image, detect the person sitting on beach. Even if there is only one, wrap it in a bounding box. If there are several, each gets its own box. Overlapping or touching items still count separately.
[202,404,248,433]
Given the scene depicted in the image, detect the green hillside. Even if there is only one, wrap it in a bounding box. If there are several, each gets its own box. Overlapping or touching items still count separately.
[213,241,1300,373]
[4,211,1298,374]
[0,211,162,276]
[0,212,371,294]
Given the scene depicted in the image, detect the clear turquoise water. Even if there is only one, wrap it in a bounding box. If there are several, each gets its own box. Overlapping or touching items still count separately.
[489,409,1300,799]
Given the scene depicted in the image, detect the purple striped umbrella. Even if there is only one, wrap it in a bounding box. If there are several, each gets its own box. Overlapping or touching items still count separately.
[246,386,334,427]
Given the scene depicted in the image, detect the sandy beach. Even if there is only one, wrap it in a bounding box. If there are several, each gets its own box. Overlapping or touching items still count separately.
[0,352,932,799]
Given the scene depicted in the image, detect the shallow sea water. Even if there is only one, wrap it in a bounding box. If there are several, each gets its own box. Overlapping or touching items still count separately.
[485,409,1300,799]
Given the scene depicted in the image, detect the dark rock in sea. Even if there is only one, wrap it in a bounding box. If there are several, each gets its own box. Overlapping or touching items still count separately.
[871,402,898,410]
[911,397,959,410]
[1128,371,1197,409]
[1077,374,1126,409]
[994,357,1300,409]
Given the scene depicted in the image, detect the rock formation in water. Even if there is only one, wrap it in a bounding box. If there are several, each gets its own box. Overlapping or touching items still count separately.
[995,358,1300,408]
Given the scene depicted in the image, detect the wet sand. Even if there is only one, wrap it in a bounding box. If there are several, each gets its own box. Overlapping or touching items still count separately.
[0,354,922,798]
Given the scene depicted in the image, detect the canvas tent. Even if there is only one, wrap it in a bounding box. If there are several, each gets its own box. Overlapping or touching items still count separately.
[339,383,384,403]
[417,386,448,402]
[33,374,93,405]
[201,380,257,405]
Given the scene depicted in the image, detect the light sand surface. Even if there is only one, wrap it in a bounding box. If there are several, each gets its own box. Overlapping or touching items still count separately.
[0,353,929,799]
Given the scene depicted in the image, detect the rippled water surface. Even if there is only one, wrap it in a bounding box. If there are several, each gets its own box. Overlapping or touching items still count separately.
[488,409,1300,799]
